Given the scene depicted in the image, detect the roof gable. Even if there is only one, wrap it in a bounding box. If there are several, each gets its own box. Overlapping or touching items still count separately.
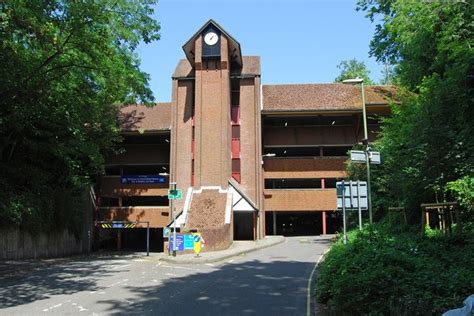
[182,19,242,67]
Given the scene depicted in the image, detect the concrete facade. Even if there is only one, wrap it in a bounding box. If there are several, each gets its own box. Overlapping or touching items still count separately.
[96,20,396,251]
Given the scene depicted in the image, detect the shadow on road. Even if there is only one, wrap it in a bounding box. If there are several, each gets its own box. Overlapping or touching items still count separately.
[98,259,314,315]
[0,256,129,309]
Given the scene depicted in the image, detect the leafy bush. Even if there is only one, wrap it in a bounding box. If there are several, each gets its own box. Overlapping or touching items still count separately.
[316,223,474,315]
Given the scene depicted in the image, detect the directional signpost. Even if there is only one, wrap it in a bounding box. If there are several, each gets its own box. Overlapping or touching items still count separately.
[168,189,183,200]
[168,184,182,256]
[350,150,381,164]
[349,149,382,224]
[337,180,368,245]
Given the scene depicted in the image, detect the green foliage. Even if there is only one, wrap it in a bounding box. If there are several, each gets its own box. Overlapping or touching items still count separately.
[316,224,474,315]
[446,176,474,215]
[355,1,474,217]
[334,59,375,85]
[0,0,160,233]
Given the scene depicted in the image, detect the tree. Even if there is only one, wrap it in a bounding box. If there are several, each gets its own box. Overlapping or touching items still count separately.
[0,0,160,233]
[356,0,474,215]
[334,59,375,85]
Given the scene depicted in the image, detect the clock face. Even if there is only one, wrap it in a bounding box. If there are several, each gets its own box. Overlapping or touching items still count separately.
[204,32,219,46]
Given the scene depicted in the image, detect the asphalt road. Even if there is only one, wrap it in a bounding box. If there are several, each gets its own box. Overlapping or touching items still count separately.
[0,236,332,315]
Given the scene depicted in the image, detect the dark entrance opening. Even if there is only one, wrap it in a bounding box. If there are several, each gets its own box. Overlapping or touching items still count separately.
[265,211,343,236]
[265,211,323,236]
[122,228,164,252]
[234,212,254,240]
[96,228,164,252]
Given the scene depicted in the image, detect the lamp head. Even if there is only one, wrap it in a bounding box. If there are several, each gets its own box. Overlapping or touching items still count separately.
[342,78,364,84]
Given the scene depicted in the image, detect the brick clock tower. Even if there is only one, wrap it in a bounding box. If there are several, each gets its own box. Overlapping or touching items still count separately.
[193,24,232,188]
[170,20,262,249]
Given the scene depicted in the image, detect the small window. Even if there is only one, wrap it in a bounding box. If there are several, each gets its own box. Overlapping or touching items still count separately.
[232,159,241,173]
[232,125,240,139]
[232,139,240,158]
[231,106,240,124]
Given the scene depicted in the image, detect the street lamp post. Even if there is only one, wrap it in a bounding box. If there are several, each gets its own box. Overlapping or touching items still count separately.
[342,78,373,224]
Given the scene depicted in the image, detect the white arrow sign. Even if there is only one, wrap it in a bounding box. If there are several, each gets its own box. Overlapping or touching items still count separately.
[350,150,381,164]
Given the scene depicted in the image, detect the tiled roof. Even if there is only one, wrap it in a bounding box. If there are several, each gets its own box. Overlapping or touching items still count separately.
[172,56,261,78]
[262,84,398,112]
[237,56,261,76]
[118,103,171,132]
[172,59,194,78]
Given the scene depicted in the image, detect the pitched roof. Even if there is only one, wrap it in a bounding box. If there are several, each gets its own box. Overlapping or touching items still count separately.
[118,103,171,132]
[172,59,194,79]
[172,56,260,78]
[262,84,398,112]
[182,19,242,67]
[236,56,260,76]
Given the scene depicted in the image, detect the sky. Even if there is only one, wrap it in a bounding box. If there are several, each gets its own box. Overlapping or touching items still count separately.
[136,0,383,102]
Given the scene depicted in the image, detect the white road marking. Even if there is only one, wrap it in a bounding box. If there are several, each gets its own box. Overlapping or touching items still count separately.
[110,264,131,270]
[160,265,202,271]
[42,302,62,312]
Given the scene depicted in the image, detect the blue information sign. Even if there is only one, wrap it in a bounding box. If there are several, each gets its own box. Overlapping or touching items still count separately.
[169,234,195,251]
[112,223,124,228]
[121,175,166,184]
[184,235,194,250]
[169,234,185,251]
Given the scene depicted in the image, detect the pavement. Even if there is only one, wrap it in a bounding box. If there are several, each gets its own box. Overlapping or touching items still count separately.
[0,235,333,315]
[159,235,285,264]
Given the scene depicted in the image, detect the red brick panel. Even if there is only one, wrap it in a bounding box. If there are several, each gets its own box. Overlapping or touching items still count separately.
[264,158,347,178]
[264,189,337,211]
[99,176,168,197]
[98,207,170,228]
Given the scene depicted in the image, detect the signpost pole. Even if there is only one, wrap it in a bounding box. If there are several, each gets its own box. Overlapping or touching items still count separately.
[366,149,373,224]
[171,182,177,257]
[342,180,347,245]
[146,222,150,257]
[357,181,362,230]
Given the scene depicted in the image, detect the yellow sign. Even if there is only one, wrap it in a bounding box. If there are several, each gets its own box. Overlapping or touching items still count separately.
[193,233,205,255]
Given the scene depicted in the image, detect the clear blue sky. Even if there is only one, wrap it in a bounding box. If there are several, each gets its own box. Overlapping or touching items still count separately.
[136,0,383,102]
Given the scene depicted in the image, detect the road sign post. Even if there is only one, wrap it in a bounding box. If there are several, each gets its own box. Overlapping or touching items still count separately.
[167,185,183,257]
[337,180,368,244]
[350,149,381,224]
[342,181,347,245]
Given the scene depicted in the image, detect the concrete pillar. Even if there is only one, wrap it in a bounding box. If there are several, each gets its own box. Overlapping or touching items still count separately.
[322,211,327,235]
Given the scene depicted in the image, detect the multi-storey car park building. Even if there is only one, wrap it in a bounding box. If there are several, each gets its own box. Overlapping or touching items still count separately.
[96,20,396,252]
